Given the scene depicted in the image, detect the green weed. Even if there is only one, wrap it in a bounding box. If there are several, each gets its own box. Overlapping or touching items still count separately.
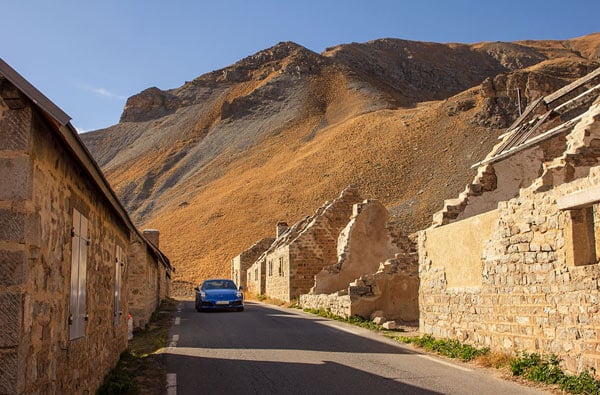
[397,334,489,361]
[509,352,600,394]
[302,308,405,332]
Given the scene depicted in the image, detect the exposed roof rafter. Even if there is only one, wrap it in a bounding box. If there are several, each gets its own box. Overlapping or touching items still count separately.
[472,67,600,169]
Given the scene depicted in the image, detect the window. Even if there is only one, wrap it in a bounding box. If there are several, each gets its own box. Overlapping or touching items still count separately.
[114,245,124,325]
[278,257,284,276]
[566,206,597,266]
[268,260,273,276]
[70,209,88,340]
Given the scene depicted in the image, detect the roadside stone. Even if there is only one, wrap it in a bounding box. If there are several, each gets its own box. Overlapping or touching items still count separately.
[373,316,386,325]
[382,321,397,330]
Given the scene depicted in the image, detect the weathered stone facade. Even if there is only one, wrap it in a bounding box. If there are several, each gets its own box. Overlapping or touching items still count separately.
[299,199,420,321]
[232,237,274,290]
[300,252,419,322]
[0,61,172,393]
[313,199,402,294]
[246,256,266,296]
[242,187,363,301]
[128,229,172,329]
[419,71,600,375]
[262,187,363,301]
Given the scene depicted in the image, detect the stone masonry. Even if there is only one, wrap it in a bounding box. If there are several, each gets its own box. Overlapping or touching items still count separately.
[246,255,266,296]
[419,83,600,375]
[312,199,401,294]
[0,73,131,393]
[244,187,362,301]
[128,229,172,330]
[0,60,172,393]
[300,234,419,322]
[232,237,274,291]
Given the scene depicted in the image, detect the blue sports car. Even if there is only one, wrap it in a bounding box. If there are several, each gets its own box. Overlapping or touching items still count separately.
[195,279,244,312]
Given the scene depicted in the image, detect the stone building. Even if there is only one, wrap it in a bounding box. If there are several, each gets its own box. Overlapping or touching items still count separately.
[0,59,171,393]
[232,236,274,291]
[128,229,173,329]
[244,187,362,301]
[300,199,420,322]
[419,66,600,374]
[246,255,265,296]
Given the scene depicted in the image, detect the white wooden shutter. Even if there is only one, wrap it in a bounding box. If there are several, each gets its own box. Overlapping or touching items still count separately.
[69,209,88,340]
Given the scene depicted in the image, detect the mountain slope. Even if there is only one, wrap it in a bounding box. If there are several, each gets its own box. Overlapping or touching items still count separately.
[81,34,600,293]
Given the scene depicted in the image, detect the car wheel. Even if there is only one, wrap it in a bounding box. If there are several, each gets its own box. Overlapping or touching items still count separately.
[237,307,244,312]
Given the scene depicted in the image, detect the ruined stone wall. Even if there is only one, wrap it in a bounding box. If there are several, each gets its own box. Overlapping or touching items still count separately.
[128,235,160,329]
[301,242,419,322]
[299,291,352,317]
[284,188,363,301]
[421,180,599,373]
[420,100,600,375]
[313,199,399,294]
[433,135,566,227]
[232,237,274,290]
[0,92,130,393]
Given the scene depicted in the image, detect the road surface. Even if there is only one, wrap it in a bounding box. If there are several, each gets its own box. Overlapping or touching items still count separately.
[163,301,548,394]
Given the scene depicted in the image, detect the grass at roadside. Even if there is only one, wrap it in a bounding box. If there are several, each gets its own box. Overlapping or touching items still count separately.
[508,352,600,394]
[397,333,488,361]
[96,299,177,395]
[397,334,600,394]
[300,307,406,332]
[300,307,600,394]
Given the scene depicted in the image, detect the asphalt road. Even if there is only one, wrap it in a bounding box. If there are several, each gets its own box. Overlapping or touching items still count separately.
[164,301,548,395]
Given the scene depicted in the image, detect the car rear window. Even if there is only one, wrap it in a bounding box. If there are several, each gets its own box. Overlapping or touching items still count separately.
[202,280,237,290]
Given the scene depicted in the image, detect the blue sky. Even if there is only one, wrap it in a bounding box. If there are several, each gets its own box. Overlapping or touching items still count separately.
[2,0,599,132]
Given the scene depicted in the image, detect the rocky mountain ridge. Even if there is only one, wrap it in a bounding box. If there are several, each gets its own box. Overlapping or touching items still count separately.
[81,33,600,288]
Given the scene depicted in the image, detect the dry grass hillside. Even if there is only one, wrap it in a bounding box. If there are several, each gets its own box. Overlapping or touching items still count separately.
[81,34,600,293]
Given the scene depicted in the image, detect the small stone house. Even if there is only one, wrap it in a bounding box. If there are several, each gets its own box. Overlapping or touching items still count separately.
[129,229,173,329]
[419,66,600,374]
[232,236,274,291]
[0,59,171,393]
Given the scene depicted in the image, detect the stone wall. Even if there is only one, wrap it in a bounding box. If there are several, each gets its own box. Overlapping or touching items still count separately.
[263,187,363,301]
[232,237,274,290]
[313,199,400,294]
[301,240,419,322]
[158,263,170,302]
[128,234,160,329]
[246,257,265,296]
[265,245,291,301]
[299,291,352,317]
[419,101,600,374]
[0,84,130,393]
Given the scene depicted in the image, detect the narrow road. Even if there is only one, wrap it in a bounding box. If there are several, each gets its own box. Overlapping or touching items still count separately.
[164,301,548,395]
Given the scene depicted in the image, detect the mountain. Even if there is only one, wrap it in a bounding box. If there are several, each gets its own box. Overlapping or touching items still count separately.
[81,33,600,294]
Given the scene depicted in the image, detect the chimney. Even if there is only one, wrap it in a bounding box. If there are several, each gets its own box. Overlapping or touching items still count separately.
[276,221,289,238]
[143,229,160,247]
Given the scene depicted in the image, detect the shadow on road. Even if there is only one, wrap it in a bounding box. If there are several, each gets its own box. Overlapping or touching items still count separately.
[167,353,442,395]
[177,301,419,355]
